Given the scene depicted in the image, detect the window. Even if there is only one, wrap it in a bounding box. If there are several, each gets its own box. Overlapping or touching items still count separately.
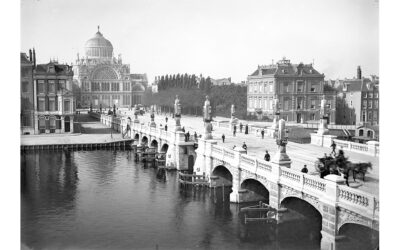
[368,92,373,98]
[363,100,367,109]
[91,82,100,91]
[368,111,372,121]
[264,83,267,92]
[22,81,29,92]
[359,129,364,137]
[59,80,66,90]
[264,98,268,109]
[350,100,353,107]
[112,82,120,91]
[367,131,373,138]
[297,81,304,92]
[283,82,290,93]
[269,82,273,92]
[101,82,110,91]
[49,116,56,133]
[363,92,368,98]
[310,83,318,92]
[374,92,379,98]
[310,100,316,109]
[64,100,70,112]
[56,116,61,129]
[362,111,366,122]
[374,100,378,109]
[39,118,46,133]
[38,80,45,93]
[48,80,55,93]
[297,98,303,109]
[123,94,130,105]
[310,113,315,120]
[49,99,55,111]
[123,82,130,91]
[283,98,290,111]
[38,99,45,111]
[373,111,378,121]
[368,101,372,109]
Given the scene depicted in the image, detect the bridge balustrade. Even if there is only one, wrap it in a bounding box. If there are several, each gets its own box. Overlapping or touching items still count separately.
[337,185,377,217]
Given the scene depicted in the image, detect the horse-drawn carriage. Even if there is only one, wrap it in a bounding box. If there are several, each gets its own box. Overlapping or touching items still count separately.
[314,152,372,182]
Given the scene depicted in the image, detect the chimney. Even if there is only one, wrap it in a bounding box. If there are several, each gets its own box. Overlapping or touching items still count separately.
[33,48,36,68]
[357,66,362,79]
[29,49,32,62]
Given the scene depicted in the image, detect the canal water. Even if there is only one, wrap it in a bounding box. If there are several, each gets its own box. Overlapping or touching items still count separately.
[21,151,369,250]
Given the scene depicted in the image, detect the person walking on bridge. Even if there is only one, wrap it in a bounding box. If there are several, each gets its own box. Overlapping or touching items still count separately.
[233,125,237,136]
[242,142,247,154]
[301,165,308,174]
[330,141,337,156]
[261,129,265,139]
[239,123,243,133]
[222,134,225,143]
[245,124,249,135]
[264,150,270,161]
[165,116,168,123]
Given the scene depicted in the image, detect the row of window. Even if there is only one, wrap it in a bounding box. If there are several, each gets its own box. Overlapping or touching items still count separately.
[248,97,331,110]
[248,81,274,93]
[248,81,321,94]
[361,110,378,122]
[37,97,71,112]
[362,100,379,109]
[363,92,379,99]
[37,80,69,94]
[85,82,133,92]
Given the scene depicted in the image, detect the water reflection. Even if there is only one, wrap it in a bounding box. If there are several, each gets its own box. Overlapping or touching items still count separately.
[21,151,376,250]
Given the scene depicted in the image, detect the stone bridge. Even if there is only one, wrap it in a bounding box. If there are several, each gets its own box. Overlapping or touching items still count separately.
[100,113,379,250]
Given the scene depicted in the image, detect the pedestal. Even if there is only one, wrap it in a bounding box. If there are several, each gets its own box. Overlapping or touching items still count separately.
[271,145,291,168]
[311,133,337,147]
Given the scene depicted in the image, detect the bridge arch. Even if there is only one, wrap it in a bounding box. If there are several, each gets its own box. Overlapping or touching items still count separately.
[240,178,269,203]
[211,165,233,186]
[280,197,322,241]
[160,143,169,153]
[141,136,149,146]
[338,223,379,250]
[150,139,158,149]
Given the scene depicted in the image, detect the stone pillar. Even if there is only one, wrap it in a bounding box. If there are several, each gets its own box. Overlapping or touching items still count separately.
[271,119,291,168]
[229,104,239,131]
[70,116,74,133]
[150,106,156,128]
[61,116,65,133]
[203,95,212,140]
[174,95,182,131]
[317,95,329,135]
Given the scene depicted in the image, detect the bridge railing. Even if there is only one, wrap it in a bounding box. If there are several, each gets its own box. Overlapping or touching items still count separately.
[337,185,378,218]
[332,139,379,157]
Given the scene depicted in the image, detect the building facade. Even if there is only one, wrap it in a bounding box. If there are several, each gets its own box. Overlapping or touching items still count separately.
[34,61,75,134]
[21,51,35,134]
[211,77,232,86]
[73,27,144,109]
[335,68,379,126]
[247,58,336,123]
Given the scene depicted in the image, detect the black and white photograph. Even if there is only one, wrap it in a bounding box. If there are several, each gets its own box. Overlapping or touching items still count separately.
[3,0,399,249]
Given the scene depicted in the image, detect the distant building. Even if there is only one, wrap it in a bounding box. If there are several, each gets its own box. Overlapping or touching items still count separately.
[151,76,160,93]
[20,51,35,134]
[73,27,144,109]
[211,77,232,86]
[34,60,75,134]
[247,58,336,123]
[335,67,379,126]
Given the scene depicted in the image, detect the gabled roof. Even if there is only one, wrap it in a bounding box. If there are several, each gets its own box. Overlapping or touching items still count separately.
[35,62,72,75]
[249,59,323,78]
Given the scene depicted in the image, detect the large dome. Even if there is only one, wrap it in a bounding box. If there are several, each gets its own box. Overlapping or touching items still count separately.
[84,27,113,59]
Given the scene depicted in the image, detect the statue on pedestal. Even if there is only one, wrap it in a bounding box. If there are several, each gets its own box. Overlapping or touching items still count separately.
[133,104,140,123]
[174,95,182,131]
[317,95,329,135]
[272,119,291,165]
[203,95,213,139]
[230,104,239,125]
[150,105,156,127]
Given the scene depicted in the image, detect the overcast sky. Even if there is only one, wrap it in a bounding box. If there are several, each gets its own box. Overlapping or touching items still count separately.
[21,0,378,83]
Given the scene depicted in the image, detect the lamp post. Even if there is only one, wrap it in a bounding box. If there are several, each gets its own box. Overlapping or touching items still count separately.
[272,119,291,166]
[203,95,213,139]
[174,95,182,131]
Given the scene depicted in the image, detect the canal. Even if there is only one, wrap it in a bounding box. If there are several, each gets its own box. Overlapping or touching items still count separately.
[21,151,373,250]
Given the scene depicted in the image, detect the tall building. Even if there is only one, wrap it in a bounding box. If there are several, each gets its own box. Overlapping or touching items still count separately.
[34,60,75,134]
[247,58,336,123]
[73,27,145,109]
[20,51,35,134]
[335,67,379,126]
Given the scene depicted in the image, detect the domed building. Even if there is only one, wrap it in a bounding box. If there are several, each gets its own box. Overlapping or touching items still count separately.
[73,27,146,109]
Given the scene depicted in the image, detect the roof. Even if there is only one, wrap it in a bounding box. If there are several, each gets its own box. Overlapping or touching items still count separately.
[341,78,378,92]
[249,59,323,77]
[20,53,31,64]
[35,62,72,75]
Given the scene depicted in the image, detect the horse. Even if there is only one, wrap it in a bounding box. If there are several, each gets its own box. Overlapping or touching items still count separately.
[350,162,372,182]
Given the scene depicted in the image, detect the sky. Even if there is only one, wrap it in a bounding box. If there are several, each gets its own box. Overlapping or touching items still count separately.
[21,0,379,83]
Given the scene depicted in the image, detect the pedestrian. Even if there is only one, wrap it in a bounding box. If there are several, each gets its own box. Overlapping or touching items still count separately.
[233,125,236,136]
[239,123,243,133]
[165,124,168,131]
[261,129,265,139]
[222,134,225,143]
[301,165,308,173]
[330,141,337,156]
[194,132,198,141]
[245,124,249,135]
[165,116,168,123]
[242,142,247,154]
[182,127,185,133]
[264,150,270,162]
[233,145,236,150]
